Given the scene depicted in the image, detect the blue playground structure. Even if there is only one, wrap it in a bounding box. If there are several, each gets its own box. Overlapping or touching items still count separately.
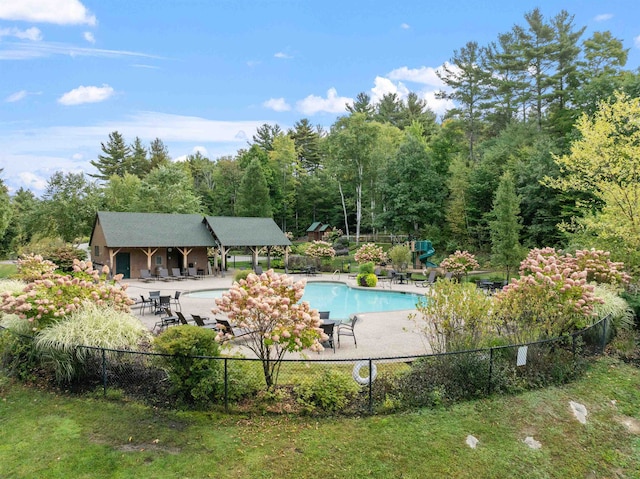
[413,240,437,268]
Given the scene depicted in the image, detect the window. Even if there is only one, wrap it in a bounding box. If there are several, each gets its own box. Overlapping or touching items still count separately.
[94,245,100,257]
[155,256,162,265]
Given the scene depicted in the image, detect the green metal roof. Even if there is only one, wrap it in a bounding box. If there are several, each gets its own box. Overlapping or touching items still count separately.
[306,221,321,232]
[318,224,330,232]
[204,216,292,247]
[93,212,216,247]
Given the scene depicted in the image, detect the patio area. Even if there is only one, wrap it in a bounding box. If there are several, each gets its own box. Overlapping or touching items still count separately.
[125,271,433,359]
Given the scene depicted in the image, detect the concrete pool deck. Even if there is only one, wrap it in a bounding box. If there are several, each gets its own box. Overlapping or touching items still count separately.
[125,271,433,360]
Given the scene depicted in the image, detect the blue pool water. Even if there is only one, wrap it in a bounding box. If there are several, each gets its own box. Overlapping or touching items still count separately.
[188,281,423,319]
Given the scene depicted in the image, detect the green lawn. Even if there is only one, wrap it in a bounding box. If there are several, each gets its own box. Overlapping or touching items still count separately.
[1,357,639,478]
[0,263,17,279]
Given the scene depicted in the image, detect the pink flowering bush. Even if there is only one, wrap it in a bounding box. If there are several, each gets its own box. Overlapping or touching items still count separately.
[0,257,133,330]
[15,254,57,282]
[213,269,325,389]
[440,250,480,278]
[305,240,336,259]
[566,249,631,286]
[354,243,387,264]
[494,248,602,340]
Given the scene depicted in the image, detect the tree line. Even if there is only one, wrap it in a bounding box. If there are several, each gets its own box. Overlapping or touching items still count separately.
[1,7,639,273]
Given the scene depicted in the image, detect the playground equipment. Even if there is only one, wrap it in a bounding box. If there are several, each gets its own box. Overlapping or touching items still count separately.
[412,240,437,268]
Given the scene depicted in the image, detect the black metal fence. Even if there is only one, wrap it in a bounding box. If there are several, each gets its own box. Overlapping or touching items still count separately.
[0,315,611,415]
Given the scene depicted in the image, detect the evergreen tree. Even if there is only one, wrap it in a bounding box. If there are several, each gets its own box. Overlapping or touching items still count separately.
[490,171,522,281]
[346,92,375,119]
[0,171,12,243]
[252,123,282,152]
[149,138,171,170]
[375,93,404,127]
[139,163,201,214]
[90,131,131,181]
[0,187,38,257]
[127,137,151,177]
[289,118,322,173]
[235,158,272,217]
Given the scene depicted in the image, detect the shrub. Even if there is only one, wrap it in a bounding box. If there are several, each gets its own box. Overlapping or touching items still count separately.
[15,254,57,282]
[592,284,635,332]
[440,250,480,278]
[0,315,39,380]
[358,262,375,275]
[305,240,336,259]
[153,325,224,406]
[388,244,411,271]
[416,280,493,353]
[357,273,378,287]
[354,243,387,264]
[0,279,27,296]
[567,249,631,286]
[294,369,360,413]
[34,302,152,383]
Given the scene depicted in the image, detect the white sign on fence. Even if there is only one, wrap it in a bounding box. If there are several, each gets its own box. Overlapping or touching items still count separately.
[516,346,528,366]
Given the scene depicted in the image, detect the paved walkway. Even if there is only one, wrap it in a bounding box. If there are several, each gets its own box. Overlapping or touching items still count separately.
[125,271,434,360]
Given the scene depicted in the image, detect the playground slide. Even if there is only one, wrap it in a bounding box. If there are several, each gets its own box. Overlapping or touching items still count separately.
[415,240,437,268]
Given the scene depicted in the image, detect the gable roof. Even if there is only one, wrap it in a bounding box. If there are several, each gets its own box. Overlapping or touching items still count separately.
[92,212,216,247]
[306,221,322,232]
[204,216,291,247]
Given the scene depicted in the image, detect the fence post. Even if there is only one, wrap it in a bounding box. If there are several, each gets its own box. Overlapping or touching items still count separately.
[600,315,608,355]
[368,358,373,415]
[101,348,107,397]
[487,348,494,395]
[224,358,229,412]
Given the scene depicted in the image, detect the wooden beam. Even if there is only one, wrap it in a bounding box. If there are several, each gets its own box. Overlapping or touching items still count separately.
[139,247,158,270]
[176,247,193,270]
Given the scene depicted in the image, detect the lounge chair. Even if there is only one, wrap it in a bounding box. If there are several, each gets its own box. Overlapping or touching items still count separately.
[415,270,437,288]
[337,314,358,348]
[139,269,155,283]
[157,268,173,281]
[171,268,187,280]
[175,311,192,325]
[187,267,203,279]
[191,314,218,329]
[153,307,178,332]
[215,318,253,339]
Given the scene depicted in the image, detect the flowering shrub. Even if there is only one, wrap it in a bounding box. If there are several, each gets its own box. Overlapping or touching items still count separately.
[354,243,387,264]
[566,249,631,286]
[440,250,480,277]
[15,254,57,282]
[213,269,325,389]
[0,258,133,330]
[305,240,336,259]
[494,248,602,340]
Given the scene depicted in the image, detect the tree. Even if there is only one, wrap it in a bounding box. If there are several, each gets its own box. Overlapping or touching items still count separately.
[582,31,628,77]
[90,131,131,181]
[208,156,243,216]
[437,41,491,161]
[213,270,324,389]
[251,123,282,152]
[547,92,640,272]
[490,171,523,281]
[445,155,472,247]
[375,92,404,127]
[0,171,11,243]
[268,135,299,230]
[235,158,272,217]
[139,163,202,213]
[289,119,322,173]
[149,138,171,170]
[38,172,100,243]
[0,187,39,257]
[127,137,151,178]
[100,173,142,212]
[345,92,375,120]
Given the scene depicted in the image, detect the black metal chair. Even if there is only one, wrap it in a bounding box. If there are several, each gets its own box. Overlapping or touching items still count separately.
[337,314,358,348]
[319,311,330,320]
[319,322,335,353]
[156,295,171,315]
[171,291,182,311]
[153,307,178,332]
[139,295,153,315]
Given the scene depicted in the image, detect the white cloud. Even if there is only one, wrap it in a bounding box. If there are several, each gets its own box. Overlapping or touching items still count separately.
[370,76,410,103]
[58,84,114,105]
[418,90,455,117]
[18,171,48,191]
[0,26,42,41]
[192,146,208,155]
[246,60,260,67]
[131,63,160,69]
[274,52,292,59]
[594,13,613,22]
[72,153,83,160]
[0,41,163,61]
[387,66,444,87]
[296,88,353,115]
[83,31,95,43]
[0,0,96,26]
[400,23,410,29]
[635,35,640,49]
[6,90,28,102]
[263,97,291,112]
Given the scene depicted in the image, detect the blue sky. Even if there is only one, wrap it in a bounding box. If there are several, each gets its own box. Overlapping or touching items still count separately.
[1,0,640,195]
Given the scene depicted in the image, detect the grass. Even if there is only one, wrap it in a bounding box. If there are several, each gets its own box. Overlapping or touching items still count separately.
[0,263,17,279]
[1,357,639,478]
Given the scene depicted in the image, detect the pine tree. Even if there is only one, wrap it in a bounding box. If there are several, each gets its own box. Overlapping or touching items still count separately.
[127,136,151,177]
[149,138,171,170]
[90,131,131,181]
[235,158,272,217]
[490,171,522,281]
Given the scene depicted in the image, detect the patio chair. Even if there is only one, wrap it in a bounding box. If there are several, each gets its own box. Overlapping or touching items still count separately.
[215,318,253,339]
[153,307,178,332]
[139,269,154,283]
[254,265,263,275]
[171,268,187,280]
[139,294,153,315]
[187,267,203,279]
[337,314,358,348]
[170,291,182,311]
[319,311,330,320]
[156,295,171,315]
[319,322,336,353]
[175,311,192,325]
[191,314,218,329]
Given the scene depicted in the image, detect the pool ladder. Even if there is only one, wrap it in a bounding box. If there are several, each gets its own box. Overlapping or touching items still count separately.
[332,269,341,280]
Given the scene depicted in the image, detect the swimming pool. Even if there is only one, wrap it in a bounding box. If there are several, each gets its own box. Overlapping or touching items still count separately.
[188,281,424,319]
